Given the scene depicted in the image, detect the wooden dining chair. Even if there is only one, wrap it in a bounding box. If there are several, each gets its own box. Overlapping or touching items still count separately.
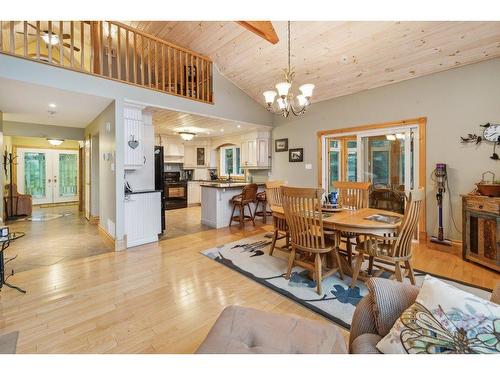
[265,180,289,256]
[333,181,371,264]
[350,188,425,288]
[229,183,258,228]
[281,186,344,295]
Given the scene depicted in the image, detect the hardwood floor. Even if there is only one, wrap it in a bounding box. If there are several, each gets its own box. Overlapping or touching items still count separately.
[0,207,498,353]
[4,204,113,273]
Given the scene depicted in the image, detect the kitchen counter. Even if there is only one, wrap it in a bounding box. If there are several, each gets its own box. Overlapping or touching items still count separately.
[200,183,265,228]
[200,182,265,189]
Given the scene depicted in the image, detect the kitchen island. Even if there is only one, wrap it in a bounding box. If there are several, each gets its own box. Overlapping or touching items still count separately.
[200,183,265,228]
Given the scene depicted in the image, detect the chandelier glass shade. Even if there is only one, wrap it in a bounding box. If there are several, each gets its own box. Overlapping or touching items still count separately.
[262,21,315,117]
[179,132,195,141]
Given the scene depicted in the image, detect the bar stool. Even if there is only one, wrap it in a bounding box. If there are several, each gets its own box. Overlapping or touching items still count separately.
[229,183,258,228]
[253,191,272,223]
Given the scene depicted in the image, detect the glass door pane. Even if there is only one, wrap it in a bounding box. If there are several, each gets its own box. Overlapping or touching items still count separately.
[24,152,47,198]
[328,140,340,192]
[59,153,78,197]
[55,151,79,202]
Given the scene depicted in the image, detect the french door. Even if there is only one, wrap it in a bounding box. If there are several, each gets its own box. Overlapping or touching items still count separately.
[324,125,419,194]
[17,148,79,205]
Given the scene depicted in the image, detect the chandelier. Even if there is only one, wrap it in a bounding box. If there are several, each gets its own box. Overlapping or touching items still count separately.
[262,21,315,117]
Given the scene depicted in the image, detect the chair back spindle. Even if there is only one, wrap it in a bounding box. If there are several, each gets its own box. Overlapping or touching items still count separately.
[333,181,371,210]
[394,188,424,258]
[281,186,326,252]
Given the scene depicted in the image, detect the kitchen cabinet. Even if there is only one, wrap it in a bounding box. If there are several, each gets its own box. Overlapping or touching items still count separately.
[184,145,209,168]
[184,146,197,167]
[188,181,201,205]
[240,133,270,169]
[124,191,161,248]
[124,104,145,170]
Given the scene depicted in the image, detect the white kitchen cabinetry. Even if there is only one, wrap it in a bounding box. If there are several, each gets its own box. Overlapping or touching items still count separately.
[188,181,201,205]
[240,132,271,169]
[184,146,197,167]
[124,104,145,170]
[184,144,209,168]
[124,191,161,248]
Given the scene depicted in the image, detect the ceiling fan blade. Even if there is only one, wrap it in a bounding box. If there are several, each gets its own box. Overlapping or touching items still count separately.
[63,42,80,52]
[16,32,38,36]
[236,21,279,44]
[27,22,39,31]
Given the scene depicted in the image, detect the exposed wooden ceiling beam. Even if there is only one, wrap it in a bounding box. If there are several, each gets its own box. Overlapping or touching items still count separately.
[236,21,279,44]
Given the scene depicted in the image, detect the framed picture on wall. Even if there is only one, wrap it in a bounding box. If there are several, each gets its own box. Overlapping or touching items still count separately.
[275,138,288,152]
[289,148,303,162]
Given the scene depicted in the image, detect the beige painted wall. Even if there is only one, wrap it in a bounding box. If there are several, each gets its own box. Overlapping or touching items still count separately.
[271,57,500,241]
[85,101,116,238]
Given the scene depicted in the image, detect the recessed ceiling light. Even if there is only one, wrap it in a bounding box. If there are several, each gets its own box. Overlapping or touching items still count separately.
[48,103,57,108]
[220,129,224,132]
[237,125,241,128]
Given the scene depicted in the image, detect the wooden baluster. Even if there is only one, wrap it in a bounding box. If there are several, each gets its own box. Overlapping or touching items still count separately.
[208,61,212,102]
[0,21,3,51]
[190,54,194,97]
[167,46,171,92]
[184,52,188,96]
[9,21,14,53]
[147,39,152,87]
[117,25,121,80]
[180,51,184,95]
[173,48,178,94]
[200,59,206,100]
[23,21,28,56]
[140,35,145,85]
[155,42,159,89]
[99,21,104,75]
[161,44,165,91]
[36,21,40,60]
[133,32,138,84]
[59,21,64,66]
[48,21,52,63]
[70,21,74,68]
[125,29,130,82]
[80,21,84,70]
[196,57,200,100]
[107,22,112,77]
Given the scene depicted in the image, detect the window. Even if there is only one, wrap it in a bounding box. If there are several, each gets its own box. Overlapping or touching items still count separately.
[220,146,242,176]
[346,140,357,182]
[328,140,340,192]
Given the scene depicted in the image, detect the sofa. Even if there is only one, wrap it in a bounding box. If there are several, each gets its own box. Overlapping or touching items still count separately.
[197,278,500,354]
[349,278,500,354]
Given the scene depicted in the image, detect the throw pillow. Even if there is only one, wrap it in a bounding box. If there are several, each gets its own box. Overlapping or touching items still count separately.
[376,275,500,354]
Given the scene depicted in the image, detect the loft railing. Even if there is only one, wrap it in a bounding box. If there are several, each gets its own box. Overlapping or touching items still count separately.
[0,21,213,104]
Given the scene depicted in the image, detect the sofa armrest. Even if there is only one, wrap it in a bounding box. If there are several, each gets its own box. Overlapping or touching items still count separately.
[349,293,377,352]
[368,278,419,337]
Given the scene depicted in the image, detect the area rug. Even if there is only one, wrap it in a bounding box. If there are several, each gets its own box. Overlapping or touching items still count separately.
[0,331,18,354]
[201,233,492,330]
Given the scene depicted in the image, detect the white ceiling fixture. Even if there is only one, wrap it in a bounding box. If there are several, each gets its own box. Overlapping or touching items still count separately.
[48,103,57,108]
[179,131,195,141]
[263,21,314,117]
[47,138,64,146]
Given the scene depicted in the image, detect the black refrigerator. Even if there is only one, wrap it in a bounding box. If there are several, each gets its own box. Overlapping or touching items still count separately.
[154,146,166,232]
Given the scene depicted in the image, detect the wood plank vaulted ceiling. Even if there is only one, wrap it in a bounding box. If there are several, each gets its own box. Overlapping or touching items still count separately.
[126,21,500,105]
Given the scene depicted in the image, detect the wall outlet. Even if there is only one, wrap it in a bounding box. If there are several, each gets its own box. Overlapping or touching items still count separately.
[305,163,312,170]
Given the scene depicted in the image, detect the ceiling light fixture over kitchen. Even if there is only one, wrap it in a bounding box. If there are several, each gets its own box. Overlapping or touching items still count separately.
[179,131,195,141]
[262,21,315,117]
[47,138,64,146]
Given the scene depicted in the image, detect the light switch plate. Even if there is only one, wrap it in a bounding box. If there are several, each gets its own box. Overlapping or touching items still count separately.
[305,163,312,170]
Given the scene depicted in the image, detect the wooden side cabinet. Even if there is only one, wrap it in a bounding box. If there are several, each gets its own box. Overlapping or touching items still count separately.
[462,194,500,272]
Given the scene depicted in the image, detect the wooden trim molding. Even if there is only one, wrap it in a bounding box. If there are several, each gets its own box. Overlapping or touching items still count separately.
[89,215,100,224]
[317,117,427,235]
[98,224,115,249]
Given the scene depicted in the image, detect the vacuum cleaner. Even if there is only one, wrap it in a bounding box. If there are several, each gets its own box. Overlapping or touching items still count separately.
[430,163,452,246]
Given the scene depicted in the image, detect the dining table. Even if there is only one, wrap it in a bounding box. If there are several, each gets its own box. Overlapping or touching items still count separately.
[270,205,403,276]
